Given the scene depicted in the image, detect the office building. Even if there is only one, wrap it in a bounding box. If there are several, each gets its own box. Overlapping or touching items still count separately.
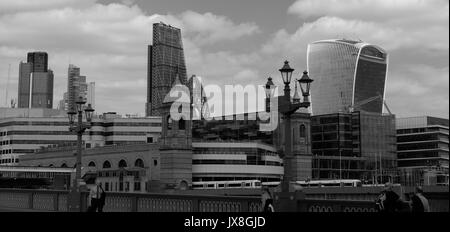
[17,52,54,109]
[307,39,388,115]
[147,22,188,116]
[0,109,161,166]
[60,64,94,111]
[396,116,449,186]
[311,111,397,183]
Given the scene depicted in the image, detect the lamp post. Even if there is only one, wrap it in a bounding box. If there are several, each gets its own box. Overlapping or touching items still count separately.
[266,61,313,196]
[67,96,94,212]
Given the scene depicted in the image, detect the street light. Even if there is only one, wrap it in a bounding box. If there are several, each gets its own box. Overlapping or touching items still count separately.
[68,96,95,212]
[270,61,313,194]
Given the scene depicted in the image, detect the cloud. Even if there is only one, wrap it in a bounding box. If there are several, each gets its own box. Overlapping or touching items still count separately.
[0,1,261,115]
[288,0,449,24]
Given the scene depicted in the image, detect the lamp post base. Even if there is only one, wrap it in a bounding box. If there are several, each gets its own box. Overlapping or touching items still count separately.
[274,191,305,212]
[68,188,82,212]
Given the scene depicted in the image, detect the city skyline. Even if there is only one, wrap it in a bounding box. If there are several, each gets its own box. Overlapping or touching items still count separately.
[0,0,448,118]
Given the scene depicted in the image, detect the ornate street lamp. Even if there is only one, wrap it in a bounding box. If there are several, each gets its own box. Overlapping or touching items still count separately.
[269,61,313,211]
[68,96,95,212]
[265,77,275,112]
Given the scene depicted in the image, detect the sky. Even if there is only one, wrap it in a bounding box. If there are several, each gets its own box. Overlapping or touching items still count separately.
[0,0,448,118]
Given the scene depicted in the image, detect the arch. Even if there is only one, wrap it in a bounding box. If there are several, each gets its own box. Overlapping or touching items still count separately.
[300,124,306,138]
[48,164,54,167]
[178,118,186,130]
[134,158,144,168]
[118,159,127,168]
[167,115,173,130]
[88,161,96,167]
[102,160,111,169]
[61,163,68,168]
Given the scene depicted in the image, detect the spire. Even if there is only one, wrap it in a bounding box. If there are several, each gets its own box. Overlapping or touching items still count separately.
[293,81,301,103]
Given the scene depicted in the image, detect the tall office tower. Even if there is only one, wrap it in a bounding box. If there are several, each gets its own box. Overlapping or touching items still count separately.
[147,22,188,116]
[17,52,54,109]
[27,52,48,72]
[307,39,388,115]
[64,64,91,111]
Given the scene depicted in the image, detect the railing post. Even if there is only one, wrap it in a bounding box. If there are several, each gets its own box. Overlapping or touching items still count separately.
[54,193,59,211]
[28,192,34,210]
[192,198,199,212]
[131,196,138,212]
[241,200,249,212]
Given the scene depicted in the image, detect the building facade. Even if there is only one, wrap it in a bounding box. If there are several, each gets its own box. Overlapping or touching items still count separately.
[307,39,388,115]
[18,52,54,109]
[311,111,397,183]
[147,22,188,116]
[19,143,161,193]
[59,64,94,111]
[0,109,161,166]
[396,116,449,186]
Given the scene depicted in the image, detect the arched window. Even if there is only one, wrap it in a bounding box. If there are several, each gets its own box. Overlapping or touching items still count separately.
[135,159,144,168]
[178,118,186,130]
[118,159,127,168]
[103,160,111,169]
[300,124,306,138]
[88,161,96,167]
[167,115,173,130]
[48,164,54,167]
[61,163,68,168]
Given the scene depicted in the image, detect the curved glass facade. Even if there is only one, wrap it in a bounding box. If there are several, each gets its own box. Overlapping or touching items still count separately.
[307,40,388,115]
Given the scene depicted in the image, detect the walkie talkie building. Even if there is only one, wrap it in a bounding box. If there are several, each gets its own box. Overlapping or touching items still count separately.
[147,22,188,116]
[307,39,388,116]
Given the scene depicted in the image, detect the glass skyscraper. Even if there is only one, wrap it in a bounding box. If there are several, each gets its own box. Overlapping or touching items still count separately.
[307,39,388,115]
[147,22,188,116]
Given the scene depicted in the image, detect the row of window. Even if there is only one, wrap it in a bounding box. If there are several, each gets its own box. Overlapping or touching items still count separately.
[99,181,144,192]
[0,158,19,164]
[192,159,282,166]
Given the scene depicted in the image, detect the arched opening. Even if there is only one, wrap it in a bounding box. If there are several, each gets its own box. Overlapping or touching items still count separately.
[118,159,127,168]
[61,163,68,168]
[134,159,144,168]
[300,124,306,138]
[102,160,111,169]
[178,118,186,130]
[48,164,54,167]
[167,115,173,130]
[88,161,96,167]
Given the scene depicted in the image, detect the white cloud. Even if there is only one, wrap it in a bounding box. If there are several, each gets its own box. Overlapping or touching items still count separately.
[0,1,261,114]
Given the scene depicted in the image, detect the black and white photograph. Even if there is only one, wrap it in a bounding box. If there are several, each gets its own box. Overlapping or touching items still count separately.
[0,0,448,224]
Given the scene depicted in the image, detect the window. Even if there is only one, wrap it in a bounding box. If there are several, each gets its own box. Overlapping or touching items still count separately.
[153,159,158,166]
[103,160,111,169]
[61,163,68,168]
[88,161,96,167]
[105,182,109,191]
[135,159,144,168]
[118,159,127,168]
[134,182,141,191]
[179,118,186,130]
[167,116,173,130]
[300,125,306,138]
[147,137,154,143]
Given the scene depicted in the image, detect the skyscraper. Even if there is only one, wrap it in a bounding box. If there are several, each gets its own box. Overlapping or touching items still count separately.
[147,22,188,116]
[307,39,388,115]
[17,52,54,109]
[60,64,93,111]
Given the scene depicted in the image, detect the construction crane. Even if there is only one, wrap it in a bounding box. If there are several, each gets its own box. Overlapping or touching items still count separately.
[347,92,393,115]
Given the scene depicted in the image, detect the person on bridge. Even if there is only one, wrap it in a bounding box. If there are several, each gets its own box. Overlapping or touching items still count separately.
[377,183,402,212]
[411,186,430,212]
[261,187,274,212]
[87,178,105,212]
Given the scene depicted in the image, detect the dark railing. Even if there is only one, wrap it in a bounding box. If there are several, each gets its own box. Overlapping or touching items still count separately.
[0,187,447,212]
